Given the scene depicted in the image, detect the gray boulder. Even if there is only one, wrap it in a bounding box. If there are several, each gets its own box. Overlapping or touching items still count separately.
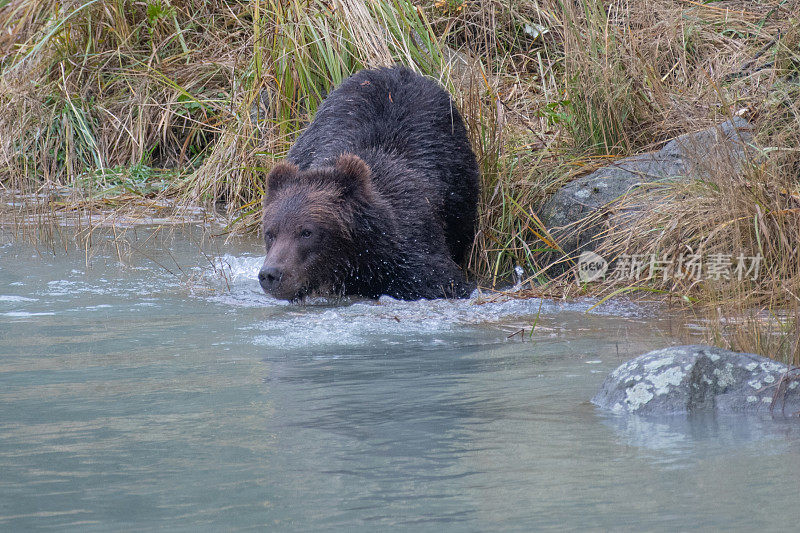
[592,345,800,415]
[542,118,755,257]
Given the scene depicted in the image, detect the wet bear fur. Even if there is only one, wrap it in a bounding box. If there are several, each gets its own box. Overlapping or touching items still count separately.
[259,66,480,301]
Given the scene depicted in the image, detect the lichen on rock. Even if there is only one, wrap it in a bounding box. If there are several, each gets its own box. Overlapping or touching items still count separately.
[592,345,800,415]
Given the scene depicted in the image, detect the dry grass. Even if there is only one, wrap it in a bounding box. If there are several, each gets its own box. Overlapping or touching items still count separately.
[529,0,800,362]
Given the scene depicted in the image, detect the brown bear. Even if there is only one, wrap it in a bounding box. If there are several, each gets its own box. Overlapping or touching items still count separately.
[258,66,480,301]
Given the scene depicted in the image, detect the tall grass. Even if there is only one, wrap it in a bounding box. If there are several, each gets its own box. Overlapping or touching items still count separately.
[543,1,800,362]
[183,0,466,229]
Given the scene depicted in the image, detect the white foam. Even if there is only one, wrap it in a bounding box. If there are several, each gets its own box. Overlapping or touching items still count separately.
[213,254,264,284]
[0,295,38,302]
[3,311,56,318]
[194,254,659,349]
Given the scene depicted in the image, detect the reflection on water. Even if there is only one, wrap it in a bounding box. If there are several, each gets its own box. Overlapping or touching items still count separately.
[1,227,800,531]
[599,411,800,464]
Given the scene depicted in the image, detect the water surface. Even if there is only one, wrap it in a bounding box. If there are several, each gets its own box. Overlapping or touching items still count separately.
[1,227,799,531]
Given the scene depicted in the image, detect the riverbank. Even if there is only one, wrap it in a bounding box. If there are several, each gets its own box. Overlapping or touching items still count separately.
[1,0,798,361]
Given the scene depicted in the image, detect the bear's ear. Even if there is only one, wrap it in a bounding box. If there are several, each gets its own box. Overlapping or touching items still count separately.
[265,161,299,201]
[334,154,374,200]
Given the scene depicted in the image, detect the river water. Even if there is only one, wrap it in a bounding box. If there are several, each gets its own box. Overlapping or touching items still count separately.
[1,226,799,531]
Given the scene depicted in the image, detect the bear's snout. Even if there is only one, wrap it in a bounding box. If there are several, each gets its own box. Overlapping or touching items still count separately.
[258,265,283,293]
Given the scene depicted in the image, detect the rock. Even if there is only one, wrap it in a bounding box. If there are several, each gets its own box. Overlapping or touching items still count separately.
[542,118,755,258]
[409,27,494,92]
[592,345,800,415]
[440,45,491,91]
[248,87,273,131]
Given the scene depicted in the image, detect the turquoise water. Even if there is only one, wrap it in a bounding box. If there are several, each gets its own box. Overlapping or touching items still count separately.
[2,227,799,531]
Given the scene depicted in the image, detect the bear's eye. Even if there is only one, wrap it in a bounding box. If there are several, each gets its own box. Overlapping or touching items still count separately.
[265,231,275,243]
[300,229,313,238]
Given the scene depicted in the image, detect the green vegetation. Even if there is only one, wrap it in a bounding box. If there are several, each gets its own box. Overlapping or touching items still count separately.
[1,0,798,361]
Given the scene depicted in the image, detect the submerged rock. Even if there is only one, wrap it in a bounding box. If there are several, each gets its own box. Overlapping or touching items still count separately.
[593,345,800,415]
[542,118,755,258]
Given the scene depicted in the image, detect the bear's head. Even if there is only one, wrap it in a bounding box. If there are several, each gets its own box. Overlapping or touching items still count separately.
[258,154,376,301]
